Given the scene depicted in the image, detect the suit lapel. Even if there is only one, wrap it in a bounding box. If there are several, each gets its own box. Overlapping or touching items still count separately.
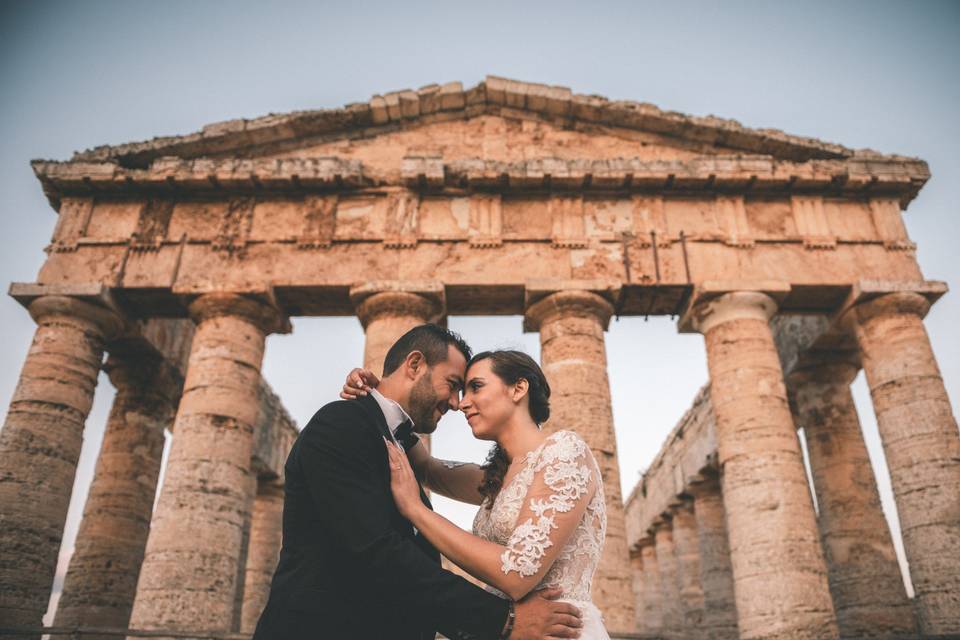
[357,393,393,441]
[358,394,433,512]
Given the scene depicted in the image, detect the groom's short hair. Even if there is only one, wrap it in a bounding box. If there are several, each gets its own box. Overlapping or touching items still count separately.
[382,324,472,377]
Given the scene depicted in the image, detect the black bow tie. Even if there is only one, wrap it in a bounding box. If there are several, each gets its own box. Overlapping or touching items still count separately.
[393,419,415,448]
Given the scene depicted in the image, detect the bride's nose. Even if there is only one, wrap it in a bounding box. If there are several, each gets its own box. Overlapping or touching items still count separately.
[448,393,461,411]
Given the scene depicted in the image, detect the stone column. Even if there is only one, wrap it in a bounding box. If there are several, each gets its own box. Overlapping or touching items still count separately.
[230,471,258,631]
[629,547,645,633]
[843,292,960,636]
[525,290,635,630]
[128,293,285,633]
[788,354,916,638]
[240,479,285,633]
[652,519,682,639]
[0,296,122,630]
[638,537,664,634]
[672,500,706,637]
[688,475,738,640]
[688,291,838,640]
[52,350,181,636]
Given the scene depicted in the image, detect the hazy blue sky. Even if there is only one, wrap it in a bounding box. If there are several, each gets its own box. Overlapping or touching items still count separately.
[1,0,957,620]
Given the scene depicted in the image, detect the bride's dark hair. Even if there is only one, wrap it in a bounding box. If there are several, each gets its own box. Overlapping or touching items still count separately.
[471,350,551,508]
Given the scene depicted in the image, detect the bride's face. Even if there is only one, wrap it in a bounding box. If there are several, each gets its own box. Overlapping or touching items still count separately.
[460,358,518,441]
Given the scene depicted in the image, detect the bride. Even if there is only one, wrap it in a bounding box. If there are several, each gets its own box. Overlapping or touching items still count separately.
[344,349,610,639]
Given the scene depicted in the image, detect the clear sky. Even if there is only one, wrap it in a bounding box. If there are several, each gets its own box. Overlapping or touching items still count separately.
[1,0,957,621]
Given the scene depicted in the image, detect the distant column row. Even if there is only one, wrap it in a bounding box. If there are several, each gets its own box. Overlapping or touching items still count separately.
[633,475,737,640]
[0,294,292,638]
[632,287,960,639]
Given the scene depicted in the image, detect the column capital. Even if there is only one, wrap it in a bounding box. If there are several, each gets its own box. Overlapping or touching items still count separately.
[523,289,616,333]
[841,290,932,329]
[686,472,721,499]
[103,351,183,404]
[671,497,696,517]
[836,279,946,323]
[28,295,125,340]
[678,280,789,334]
[350,281,446,329]
[349,280,445,329]
[786,350,860,389]
[187,292,289,334]
[650,515,673,534]
[636,535,656,550]
[682,290,780,335]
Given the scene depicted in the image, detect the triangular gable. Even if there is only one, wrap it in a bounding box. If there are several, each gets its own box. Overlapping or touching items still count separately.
[67,76,880,169]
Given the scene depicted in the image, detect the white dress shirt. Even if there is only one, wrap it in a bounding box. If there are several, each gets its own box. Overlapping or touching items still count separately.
[369,388,415,450]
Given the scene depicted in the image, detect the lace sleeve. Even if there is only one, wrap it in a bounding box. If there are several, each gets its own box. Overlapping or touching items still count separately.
[500,431,597,580]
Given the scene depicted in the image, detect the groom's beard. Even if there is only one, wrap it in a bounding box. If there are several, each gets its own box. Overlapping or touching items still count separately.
[409,373,440,434]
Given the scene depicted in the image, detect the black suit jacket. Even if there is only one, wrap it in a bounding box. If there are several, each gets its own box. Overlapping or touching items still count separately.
[253,393,509,640]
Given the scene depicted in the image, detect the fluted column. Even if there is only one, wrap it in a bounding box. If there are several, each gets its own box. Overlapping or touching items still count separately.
[525,289,635,630]
[240,480,284,633]
[0,296,123,631]
[629,547,645,632]
[688,475,738,640]
[672,501,706,637]
[652,519,682,639]
[231,471,258,632]
[843,292,960,636]
[688,291,838,640]
[638,538,664,634]
[128,294,285,633]
[788,354,916,638]
[53,350,181,636]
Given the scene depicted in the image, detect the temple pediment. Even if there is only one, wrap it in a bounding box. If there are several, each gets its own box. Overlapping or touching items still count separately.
[63,76,906,169]
[32,77,931,211]
[260,113,720,168]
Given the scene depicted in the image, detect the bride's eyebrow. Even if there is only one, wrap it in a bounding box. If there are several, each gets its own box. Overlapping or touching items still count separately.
[466,376,485,385]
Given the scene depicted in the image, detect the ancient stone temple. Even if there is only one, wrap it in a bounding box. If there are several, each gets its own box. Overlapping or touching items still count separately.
[0,76,956,639]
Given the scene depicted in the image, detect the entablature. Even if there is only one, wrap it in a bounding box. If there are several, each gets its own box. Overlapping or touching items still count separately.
[32,153,928,207]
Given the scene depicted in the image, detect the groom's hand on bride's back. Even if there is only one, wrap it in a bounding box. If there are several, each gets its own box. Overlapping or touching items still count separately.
[340,368,380,399]
[512,587,582,639]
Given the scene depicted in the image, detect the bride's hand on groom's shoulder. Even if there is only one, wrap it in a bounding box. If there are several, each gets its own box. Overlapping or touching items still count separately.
[340,368,380,400]
[384,438,424,519]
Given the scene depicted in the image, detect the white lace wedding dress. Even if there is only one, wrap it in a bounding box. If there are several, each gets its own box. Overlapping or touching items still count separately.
[472,430,610,638]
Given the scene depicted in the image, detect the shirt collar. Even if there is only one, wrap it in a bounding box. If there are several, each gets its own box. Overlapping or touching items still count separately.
[369,388,414,439]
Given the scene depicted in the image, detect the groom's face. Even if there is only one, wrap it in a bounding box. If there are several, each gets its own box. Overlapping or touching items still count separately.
[408,344,467,434]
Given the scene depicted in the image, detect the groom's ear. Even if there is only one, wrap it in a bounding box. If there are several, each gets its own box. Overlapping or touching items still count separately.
[404,350,426,378]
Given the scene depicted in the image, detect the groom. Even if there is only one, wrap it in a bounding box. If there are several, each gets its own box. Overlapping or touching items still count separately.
[253,324,583,639]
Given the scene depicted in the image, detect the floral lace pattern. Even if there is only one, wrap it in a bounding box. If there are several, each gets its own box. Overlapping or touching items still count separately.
[472,430,606,603]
